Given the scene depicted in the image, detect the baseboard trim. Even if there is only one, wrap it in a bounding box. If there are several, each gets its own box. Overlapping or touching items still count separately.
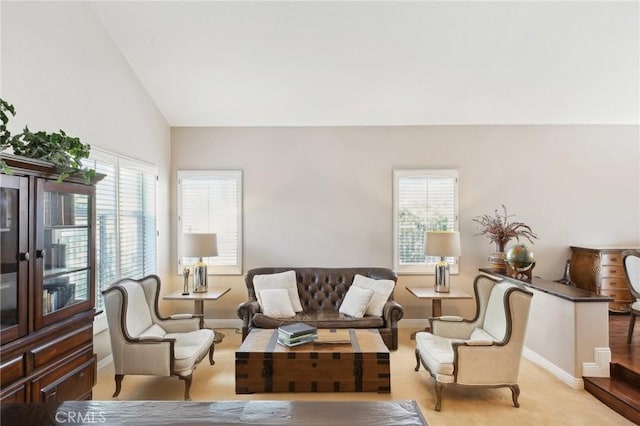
[523,347,584,389]
[98,354,113,371]
[204,318,243,330]
[398,319,429,329]
[582,347,612,378]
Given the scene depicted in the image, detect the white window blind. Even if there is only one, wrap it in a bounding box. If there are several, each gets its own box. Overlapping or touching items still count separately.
[393,169,459,274]
[119,159,157,279]
[177,170,242,275]
[83,150,158,313]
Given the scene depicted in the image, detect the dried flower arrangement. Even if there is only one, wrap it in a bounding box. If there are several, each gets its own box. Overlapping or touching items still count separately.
[472,205,538,252]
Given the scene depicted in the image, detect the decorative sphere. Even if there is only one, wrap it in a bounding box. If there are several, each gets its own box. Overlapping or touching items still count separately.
[506,243,534,271]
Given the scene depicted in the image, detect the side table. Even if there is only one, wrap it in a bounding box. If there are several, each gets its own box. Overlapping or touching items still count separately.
[406,287,473,338]
[164,287,231,342]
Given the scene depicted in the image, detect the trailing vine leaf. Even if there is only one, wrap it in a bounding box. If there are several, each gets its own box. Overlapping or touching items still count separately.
[0,99,17,174]
[0,98,95,183]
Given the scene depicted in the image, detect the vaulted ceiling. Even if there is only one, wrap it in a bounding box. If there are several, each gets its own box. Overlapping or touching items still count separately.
[91,1,638,127]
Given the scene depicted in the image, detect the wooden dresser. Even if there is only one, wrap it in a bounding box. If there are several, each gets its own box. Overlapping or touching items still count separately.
[569,246,634,312]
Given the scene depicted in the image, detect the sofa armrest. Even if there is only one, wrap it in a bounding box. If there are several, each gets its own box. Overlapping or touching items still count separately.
[237,300,261,340]
[382,300,404,326]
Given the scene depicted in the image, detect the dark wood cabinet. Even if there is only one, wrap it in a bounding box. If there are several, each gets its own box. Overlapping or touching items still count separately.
[0,155,102,402]
[570,246,635,312]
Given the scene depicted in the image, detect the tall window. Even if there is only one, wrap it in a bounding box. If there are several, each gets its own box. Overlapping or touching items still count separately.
[393,169,459,274]
[83,149,158,312]
[177,170,242,275]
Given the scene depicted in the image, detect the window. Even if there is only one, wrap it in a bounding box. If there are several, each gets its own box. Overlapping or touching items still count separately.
[83,150,158,314]
[177,170,242,275]
[393,169,459,274]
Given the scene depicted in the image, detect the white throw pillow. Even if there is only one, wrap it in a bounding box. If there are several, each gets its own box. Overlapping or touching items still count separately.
[339,286,375,318]
[352,274,396,317]
[259,289,296,318]
[253,270,303,312]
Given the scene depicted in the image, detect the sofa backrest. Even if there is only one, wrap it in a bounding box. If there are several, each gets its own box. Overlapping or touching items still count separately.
[245,267,397,312]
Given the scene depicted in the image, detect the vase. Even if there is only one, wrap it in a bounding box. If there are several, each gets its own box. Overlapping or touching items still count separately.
[488,241,509,273]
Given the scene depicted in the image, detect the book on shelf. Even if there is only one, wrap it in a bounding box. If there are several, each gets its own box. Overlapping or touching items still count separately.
[277,322,317,339]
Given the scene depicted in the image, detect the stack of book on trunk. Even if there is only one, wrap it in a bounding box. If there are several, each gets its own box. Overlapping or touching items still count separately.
[277,322,317,347]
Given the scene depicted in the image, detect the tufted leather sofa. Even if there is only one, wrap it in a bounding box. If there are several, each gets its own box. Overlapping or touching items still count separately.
[237,267,403,350]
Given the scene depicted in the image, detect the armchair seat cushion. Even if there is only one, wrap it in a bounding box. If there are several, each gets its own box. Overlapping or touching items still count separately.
[415,331,462,377]
[167,329,215,375]
[253,311,384,329]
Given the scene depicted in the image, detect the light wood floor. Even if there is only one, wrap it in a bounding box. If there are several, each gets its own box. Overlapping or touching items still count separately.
[93,327,632,425]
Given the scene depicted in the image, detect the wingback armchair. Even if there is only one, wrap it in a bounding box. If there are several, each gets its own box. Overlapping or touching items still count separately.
[102,275,215,400]
[414,275,533,411]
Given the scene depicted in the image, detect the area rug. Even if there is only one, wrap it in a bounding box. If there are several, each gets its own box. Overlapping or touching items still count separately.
[1,400,427,425]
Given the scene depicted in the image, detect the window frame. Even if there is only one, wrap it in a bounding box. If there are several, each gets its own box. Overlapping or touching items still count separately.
[393,169,459,275]
[84,149,158,333]
[177,169,243,276]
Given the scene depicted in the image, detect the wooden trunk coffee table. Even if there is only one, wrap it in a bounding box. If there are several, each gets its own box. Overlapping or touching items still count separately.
[235,328,390,394]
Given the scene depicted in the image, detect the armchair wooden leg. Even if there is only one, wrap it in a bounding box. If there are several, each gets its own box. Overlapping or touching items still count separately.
[113,374,124,398]
[434,381,443,411]
[510,384,520,408]
[628,312,636,344]
[208,342,216,365]
[414,349,421,372]
[180,374,193,401]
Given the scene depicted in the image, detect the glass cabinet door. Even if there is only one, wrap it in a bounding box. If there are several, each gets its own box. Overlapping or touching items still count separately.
[0,175,29,343]
[35,179,95,329]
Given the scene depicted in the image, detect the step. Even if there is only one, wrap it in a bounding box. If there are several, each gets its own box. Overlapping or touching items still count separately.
[583,363,640,425]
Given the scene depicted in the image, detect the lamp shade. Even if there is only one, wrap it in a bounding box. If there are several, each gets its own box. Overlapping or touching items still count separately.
[183,233,218,258]
[425,231,461,257]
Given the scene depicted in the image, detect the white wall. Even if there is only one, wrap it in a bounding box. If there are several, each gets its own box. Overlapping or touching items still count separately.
[171,125,640,319]
[1,1,171,279]
[1,2,171,361]
[91,1,639,126]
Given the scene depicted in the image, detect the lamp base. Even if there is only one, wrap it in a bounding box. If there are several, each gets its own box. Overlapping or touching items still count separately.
[193,261,208,293]
[434,259,450,293]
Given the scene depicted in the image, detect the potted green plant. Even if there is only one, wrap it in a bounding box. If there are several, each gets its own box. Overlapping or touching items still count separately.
[1,98,95,183]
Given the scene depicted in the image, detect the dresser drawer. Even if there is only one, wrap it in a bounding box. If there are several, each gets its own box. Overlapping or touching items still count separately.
[0,354,25,387]
[30,324,92,369]
[34,352,96,403]
[600,265,626,278]
[601,253,623,266]
[600,288,632,302]
[0,380,28,403]
[600,277,629,290]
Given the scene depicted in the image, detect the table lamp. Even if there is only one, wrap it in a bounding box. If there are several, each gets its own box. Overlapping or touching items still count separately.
[183,233,218,293]
[425,231,461,293]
